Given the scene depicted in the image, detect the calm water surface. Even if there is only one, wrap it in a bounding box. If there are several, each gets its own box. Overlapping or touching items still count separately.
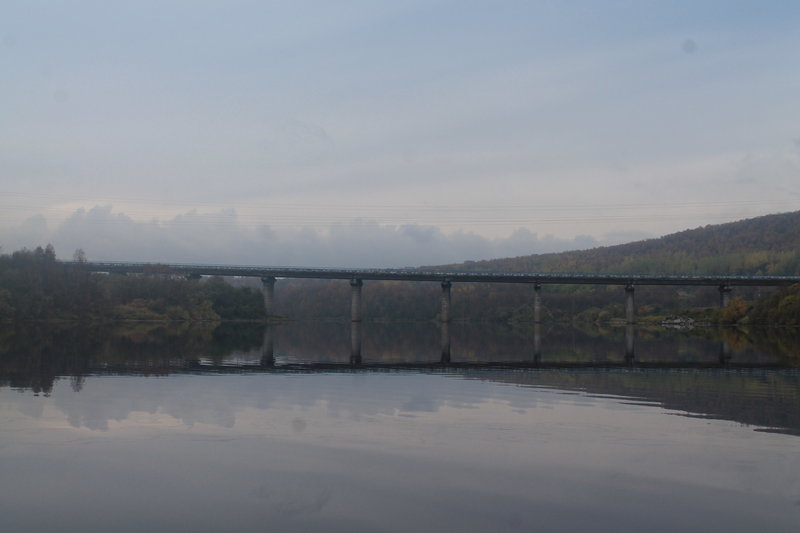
[1,322,798,532]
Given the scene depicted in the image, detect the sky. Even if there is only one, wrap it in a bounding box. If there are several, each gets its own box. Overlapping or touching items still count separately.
[1,0,799,267]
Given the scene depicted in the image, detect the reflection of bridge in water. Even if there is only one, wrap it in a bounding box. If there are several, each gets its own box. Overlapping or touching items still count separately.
[80,261,800,326]
[259,323,749,369]
[2,321,796,435]
[76,261,800,366]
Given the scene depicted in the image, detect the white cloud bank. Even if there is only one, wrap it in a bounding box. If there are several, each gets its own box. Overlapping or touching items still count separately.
[0,206,625,268]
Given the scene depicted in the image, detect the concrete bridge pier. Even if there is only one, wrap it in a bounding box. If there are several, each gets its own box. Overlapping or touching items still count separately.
[533,322,542,363]
[719,285,732,308]
[719,341,732,364]
[440,280,452,323]
[625,284,636,324]
[625,324,635,362]
[441,321,451,363]
[533,283,542,324]
[261,276,276,316]
[260,325,275,367]
[350,278,363,322]
[350,321,362,365]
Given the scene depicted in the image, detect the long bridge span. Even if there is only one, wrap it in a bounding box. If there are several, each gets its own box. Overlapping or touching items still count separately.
[79,261,800,325]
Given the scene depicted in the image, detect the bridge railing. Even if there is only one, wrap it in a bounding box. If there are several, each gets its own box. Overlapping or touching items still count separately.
[69,260,800,287]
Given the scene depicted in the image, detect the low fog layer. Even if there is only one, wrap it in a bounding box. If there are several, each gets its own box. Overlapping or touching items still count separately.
[0,206,643,268]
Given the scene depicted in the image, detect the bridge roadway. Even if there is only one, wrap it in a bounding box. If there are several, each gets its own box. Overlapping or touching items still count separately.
[77,261,800,326]
[79,261,800,287]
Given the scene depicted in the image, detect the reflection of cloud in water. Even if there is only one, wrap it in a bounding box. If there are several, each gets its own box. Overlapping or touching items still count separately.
[52,377,242,430]
[400,394,439,413]
[291,417,307,433]
[251,473,333,515]
[42,374,500,431]
[21,368,800,438]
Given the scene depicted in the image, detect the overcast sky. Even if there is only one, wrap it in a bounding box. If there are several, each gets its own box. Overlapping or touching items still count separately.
[2,1,799,267]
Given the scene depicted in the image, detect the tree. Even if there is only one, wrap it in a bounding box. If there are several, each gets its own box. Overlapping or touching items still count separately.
[721,297,748,324]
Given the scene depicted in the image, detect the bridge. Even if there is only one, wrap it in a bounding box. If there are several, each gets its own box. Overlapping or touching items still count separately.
[78,261,800,325]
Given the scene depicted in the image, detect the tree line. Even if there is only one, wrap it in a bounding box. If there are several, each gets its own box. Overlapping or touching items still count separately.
[1,232,798,325]
[0,246,265,321]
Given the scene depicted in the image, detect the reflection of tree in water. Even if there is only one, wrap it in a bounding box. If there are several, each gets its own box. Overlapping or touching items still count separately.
[0,322,265,394]
[0,323,105,395]
[2,323,797,394]
[744,327,800,362]
[467,368,800,437]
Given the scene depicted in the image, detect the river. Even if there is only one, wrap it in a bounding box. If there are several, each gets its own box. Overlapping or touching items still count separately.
[1,321,798,532]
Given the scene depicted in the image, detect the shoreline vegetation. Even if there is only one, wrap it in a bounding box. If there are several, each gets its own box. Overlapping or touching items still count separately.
[0,245,798,326]
[0,246,265,323]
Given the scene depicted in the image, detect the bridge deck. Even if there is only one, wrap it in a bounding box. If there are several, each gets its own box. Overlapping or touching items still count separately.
[75,261,800,287]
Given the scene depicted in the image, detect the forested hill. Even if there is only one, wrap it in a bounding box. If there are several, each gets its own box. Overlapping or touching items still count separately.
[428,211,800,276]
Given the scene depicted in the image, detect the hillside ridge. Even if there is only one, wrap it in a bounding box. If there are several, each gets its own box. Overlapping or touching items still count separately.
[427,210,800,276]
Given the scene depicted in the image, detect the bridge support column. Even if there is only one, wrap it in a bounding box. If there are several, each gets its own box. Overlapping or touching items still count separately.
[625,284,635,325]
[533,283,542,324]
[719,285,732,308]
[625,324,635,362]
[719,340,732,364]
[533,322,542,363]
[440,280,452,323]
[261,277,276,316]
[350,278,363,322]
[260,325,275,367]
[441,321,451,363]
[350,321,362,365]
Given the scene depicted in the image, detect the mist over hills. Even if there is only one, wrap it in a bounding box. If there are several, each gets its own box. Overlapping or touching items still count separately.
[428,210,800,276]
[2,211,798,324]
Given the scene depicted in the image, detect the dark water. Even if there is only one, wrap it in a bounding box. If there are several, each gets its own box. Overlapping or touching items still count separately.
[1,322,799,532]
